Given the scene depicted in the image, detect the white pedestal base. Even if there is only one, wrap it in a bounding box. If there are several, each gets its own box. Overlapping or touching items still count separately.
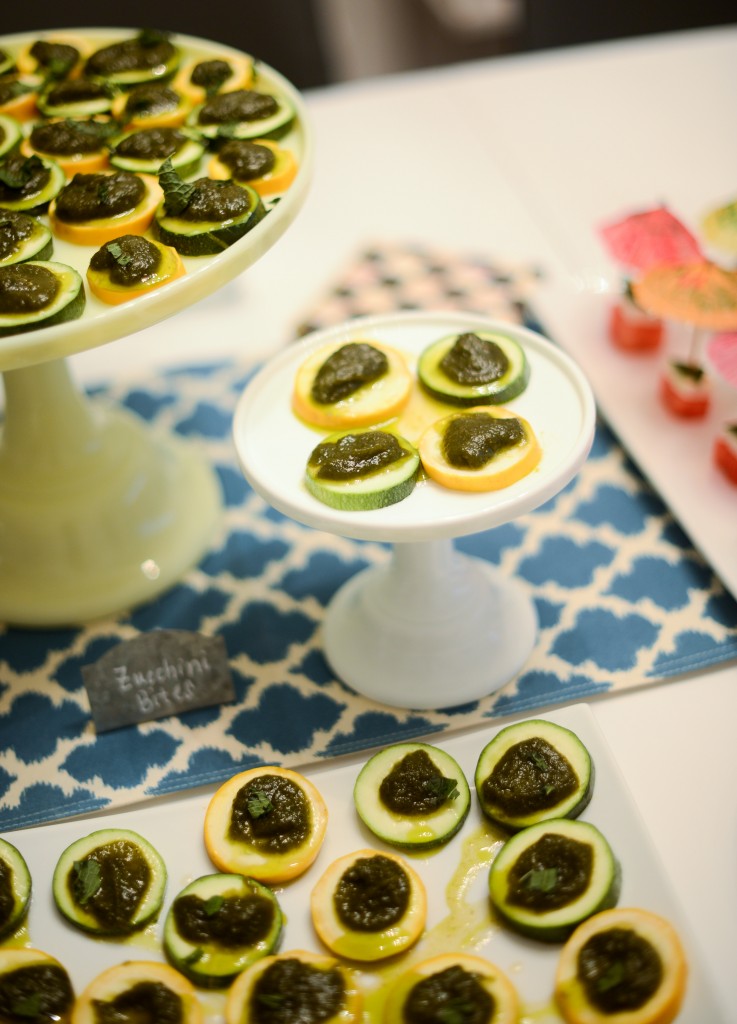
[323,538,537,709]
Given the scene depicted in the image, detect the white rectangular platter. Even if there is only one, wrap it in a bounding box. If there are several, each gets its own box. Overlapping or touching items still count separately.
[2,704,724,1022]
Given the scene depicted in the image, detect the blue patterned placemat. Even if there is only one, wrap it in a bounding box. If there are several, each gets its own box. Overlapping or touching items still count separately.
[1,244,736,831]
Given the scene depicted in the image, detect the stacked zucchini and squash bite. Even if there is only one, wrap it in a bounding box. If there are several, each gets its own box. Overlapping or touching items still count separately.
[0,26,301,334]
[292,328,542,511]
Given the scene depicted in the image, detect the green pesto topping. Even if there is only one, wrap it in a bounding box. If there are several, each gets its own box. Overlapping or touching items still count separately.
[379,748,458,816]
[481,737,579,818]
[442,413,524,469]
[334,854,409,932]
[404,965,494,1024]
[577,927,663,1013]
[311,342,389,404]
[229,774,310,854]
[506,833,592,911]
[440,332,509,385]
[91,981,183,1024]
[172,890,276,949]
[68,839,151,931]
[251,958,345,1024]
[309,430,406,481]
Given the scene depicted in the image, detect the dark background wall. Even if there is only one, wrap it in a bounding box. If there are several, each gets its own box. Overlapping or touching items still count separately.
[2,0,735,90]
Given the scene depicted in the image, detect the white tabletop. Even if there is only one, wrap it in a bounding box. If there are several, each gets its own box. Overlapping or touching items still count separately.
[70,26,736,1017]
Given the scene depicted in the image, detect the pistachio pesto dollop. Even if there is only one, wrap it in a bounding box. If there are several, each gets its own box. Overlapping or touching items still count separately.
[29,39,79,77]
[90,235,162,287]
[311,342,388,405]
[115,126,187,161]
[54,171,145,222]
[334,854,410,932]
[122,83,180,120]
[309,430,407,481]
[481,737,579,818]
[217,139,276,181]
[197,89,278,125]
[379,748,458,816]
[577,927,663,1013]
[190,59,233,93]
[0,153,51,203]
[68,839,152,932]
[229,773,311,854]
[92,980,183,1024]
[440,331,510,385]
[506,832,593,911]
[0,263,58,313]
[441,412,525,469]
[251,958,346,1024]
[42,77,113,108]
[0,962,74,1022]
[404,965,494,1024]
[172,891,276,949]
[0,210,36,260]
[86,31,177,77]
[30,118,112,156]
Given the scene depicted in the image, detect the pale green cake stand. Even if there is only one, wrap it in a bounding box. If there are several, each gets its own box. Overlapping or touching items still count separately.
[0,30,311,626]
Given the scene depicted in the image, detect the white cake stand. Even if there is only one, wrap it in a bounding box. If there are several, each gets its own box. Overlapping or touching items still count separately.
[233,311,596,709]
[0,29,312,626]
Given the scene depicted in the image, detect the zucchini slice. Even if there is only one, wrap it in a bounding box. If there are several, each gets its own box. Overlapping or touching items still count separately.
[204,766,328,884]
[488,819,621,942]
[555,907,688,1024]
[72,960,202,1024]
[0,113,22,158]
[475,718,594,831]
[110,127,205,177]
[0,261,84,337]
[0,948,74,1024]
[353,742,471,849]
[0,210,53,266]
[164,873,283,988]
[384,953,520,1024]
[111,83,191,131]
[0,153,66,213]
[0,836,32,938]
[154,179,265,256]
[419,405,541,492]
[305,427,420,511]
[51,827,167,936]
[225,951,363,1024]
[188,88,295,142]
[310,848,427,962]
[292,340,413,430]
[84,32,182,90]
[418,330,530,406]
[0,76,42,122]
[36,78,117,119]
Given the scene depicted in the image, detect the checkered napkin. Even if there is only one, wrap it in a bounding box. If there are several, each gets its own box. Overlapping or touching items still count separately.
[1,242,735,831]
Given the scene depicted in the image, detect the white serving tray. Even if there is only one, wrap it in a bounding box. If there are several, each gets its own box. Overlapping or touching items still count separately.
[2,704,723,1022]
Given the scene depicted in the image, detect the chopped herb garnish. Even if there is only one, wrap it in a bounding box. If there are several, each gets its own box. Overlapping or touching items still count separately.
[72,858,102,904]
[529,751,549,772]
[520,867,558,893]
[204,894,225,916]
[106,241,132,267]
[424,776,459,802]
[247,789,273,819]
[596,961,625,992]
[158,156,196,216]
[257,993,286,1009]
[11,993,42,1018]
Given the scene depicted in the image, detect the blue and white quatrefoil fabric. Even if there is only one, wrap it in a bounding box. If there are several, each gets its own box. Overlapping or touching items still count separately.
[1,244,735,830]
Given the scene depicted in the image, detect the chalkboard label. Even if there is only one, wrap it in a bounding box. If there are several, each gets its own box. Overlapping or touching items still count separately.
[82,630,235,732]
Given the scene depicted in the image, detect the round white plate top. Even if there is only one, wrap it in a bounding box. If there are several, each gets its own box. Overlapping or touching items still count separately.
[234,310,596,542]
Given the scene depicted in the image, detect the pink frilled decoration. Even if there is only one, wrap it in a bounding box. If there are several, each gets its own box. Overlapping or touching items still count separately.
[707,332,737,390]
